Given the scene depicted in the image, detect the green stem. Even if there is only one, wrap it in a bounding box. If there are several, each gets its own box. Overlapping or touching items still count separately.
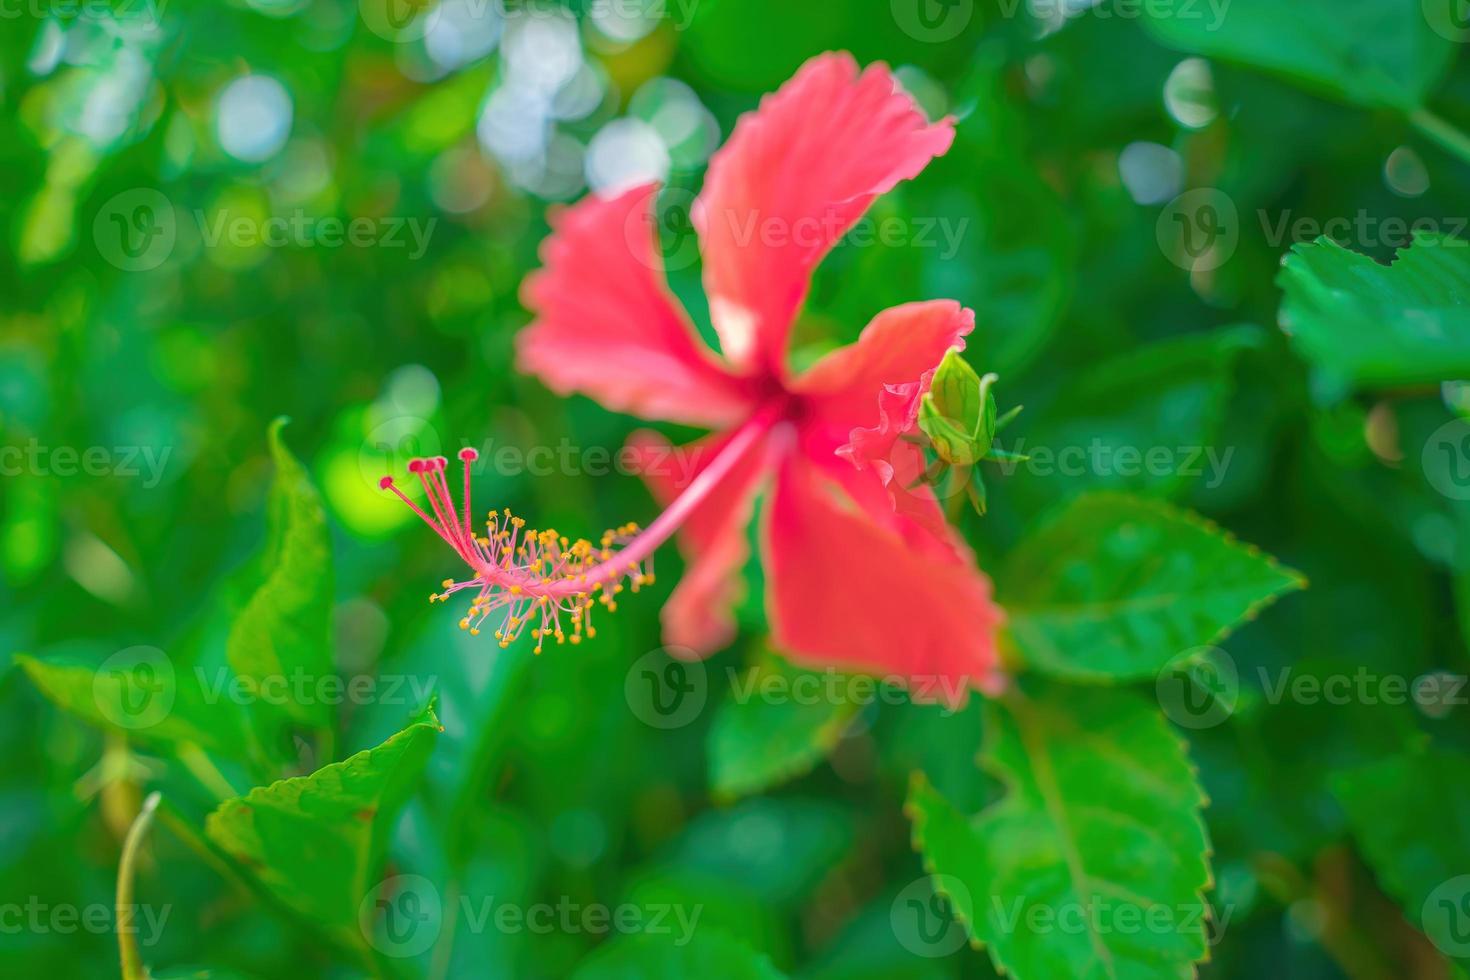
[177,745,238,801]
[118,792,162,980]
[1409,107,1470,167]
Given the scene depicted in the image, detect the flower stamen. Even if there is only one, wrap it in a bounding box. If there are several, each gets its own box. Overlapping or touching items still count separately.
[381,449,652,654]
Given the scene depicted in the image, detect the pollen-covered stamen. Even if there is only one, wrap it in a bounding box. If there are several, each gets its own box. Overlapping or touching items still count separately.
[381,405,780,654]
[381,451,655,654]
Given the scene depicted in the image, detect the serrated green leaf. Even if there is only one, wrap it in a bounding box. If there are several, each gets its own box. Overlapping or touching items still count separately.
[1278,235,1470,395]
[227,418,335,731]
[1333,749,1470,964]
[1141,0,1457,111]
[204,702,440,951]
[907,682,1214,980]
[571,929,787,980]
[16,650,249,756]
[708,652,858,800]
[1001,494,1304,680]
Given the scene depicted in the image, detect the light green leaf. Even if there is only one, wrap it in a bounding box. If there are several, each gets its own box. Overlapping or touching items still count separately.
[1001,494,1304,680]
[16,649,249,756]
[1333,749,1470,964]
[571,929,787,980]
[1278,235,1470,395]
[708,652,858,800]
[907,682,1214,980]
[1001,328,1259,512]
[1141,0,1457,111]
[204,701,440,951]
[227,417,335,730]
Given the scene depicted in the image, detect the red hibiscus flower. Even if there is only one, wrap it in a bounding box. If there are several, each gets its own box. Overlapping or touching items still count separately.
[514,52,1005,700]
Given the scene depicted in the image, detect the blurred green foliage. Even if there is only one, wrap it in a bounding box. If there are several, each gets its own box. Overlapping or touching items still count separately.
[3,1,1470,978]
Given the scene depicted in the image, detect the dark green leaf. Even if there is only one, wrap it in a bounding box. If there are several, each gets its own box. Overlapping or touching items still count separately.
[1278,235,1470,395]
[1001,493,1304,680]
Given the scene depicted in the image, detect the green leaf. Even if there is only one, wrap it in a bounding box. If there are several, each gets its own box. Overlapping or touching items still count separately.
[708,652,859,800]
[1141,0,1457,111]
[203,701,440,952]
[1333,748,1470,963]
[16,649,249,756]
[227,418,335,731]
[907,682,1214,980]
[1001,494,1304,681]
[1000,328,1258,513]
[571,929,787,980]
[1278,235,1470,395]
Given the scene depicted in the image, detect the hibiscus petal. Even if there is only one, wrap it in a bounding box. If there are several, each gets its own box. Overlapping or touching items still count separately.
[765,456,1005,704]
[626,427,771,654]
[518,183,757,428]
[794,299,974,434]
[696,53,956,374]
